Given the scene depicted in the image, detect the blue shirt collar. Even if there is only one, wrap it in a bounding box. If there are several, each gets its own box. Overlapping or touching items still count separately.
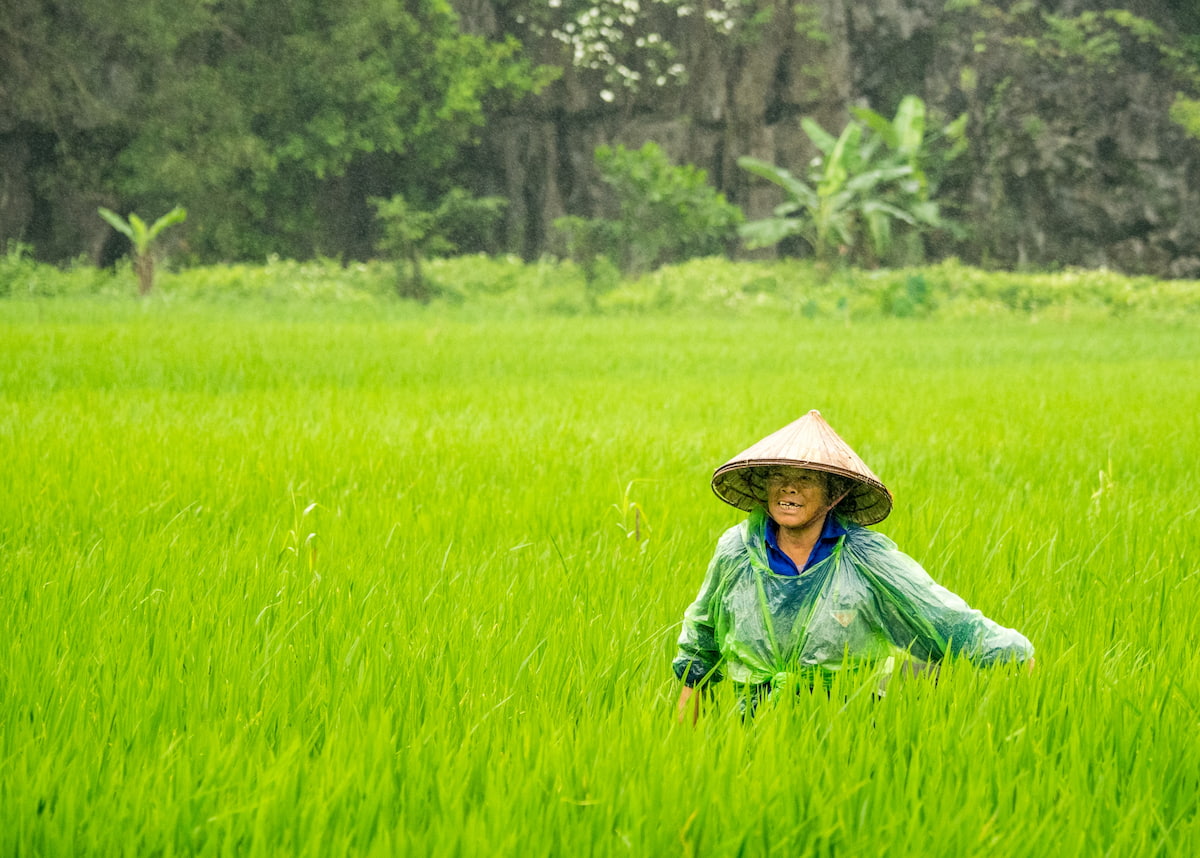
[765,510,846,551]
[763,511,846,576]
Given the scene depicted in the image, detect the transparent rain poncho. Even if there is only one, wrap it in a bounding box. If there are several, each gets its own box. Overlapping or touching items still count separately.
[673,509,1034,696]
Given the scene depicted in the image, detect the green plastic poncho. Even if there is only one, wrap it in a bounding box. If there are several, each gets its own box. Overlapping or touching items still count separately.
[673,509,1034,695]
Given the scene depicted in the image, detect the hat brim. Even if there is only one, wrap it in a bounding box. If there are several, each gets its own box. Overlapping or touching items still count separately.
[712,460,893,526]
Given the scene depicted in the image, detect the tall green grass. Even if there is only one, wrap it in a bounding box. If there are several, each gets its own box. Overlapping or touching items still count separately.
[2,300,1198,855]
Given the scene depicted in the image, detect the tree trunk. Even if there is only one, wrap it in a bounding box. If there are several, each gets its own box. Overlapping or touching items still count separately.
[135,254,154,296]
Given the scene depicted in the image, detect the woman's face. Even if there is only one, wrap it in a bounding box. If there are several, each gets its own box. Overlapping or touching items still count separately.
[764,467,832,532]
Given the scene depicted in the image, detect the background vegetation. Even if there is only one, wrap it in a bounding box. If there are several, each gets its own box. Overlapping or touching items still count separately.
[5,244,1200,322]
[0,0,550,261]
[4,1,1200,275]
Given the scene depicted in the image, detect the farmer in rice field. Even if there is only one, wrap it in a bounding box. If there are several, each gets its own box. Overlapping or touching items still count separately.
[674,410,1035,723]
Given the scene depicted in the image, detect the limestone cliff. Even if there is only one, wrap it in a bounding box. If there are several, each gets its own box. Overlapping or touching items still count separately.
[457,0,1200,276]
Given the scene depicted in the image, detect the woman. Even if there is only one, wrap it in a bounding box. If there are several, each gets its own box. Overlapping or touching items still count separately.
[674,410,1035,723]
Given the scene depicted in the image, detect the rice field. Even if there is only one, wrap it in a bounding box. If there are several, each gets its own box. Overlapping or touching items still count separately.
[2,298,1199,856]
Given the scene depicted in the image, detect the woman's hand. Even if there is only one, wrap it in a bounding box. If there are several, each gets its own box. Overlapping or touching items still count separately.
[676,685,701,725]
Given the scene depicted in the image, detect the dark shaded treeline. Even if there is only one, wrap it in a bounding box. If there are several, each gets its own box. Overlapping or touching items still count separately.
[0,0,547,263]
[3,0,1200,276]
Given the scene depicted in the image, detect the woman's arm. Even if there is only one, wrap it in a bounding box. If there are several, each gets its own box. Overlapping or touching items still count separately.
[670,542,731,714]
[854,535,1035,667]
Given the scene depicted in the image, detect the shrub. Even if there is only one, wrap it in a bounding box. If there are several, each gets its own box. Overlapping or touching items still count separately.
[0,242,38,298]
[371,190,507,302]
[554,142,743,281]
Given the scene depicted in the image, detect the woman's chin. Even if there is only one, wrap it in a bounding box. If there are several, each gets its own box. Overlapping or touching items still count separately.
[771,509,804,527]
[770,505,825,531]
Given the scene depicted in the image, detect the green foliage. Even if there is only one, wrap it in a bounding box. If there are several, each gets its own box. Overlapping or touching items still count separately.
[739,96,963,266]
[97,206,187,295]
[371,190,507,301]
[10,253,1200,322]
[1170,94,1200,140]
[554,142,743,283]
[552,216,623,306]
[877,273,936,318]
[97,207,187,258]
[970,7,1200,97]
[601,257,1200,320]
[853,98,968,191]
[0,243,123,298]
[1047,10,1200,89]
[0,242,38,298]
[158,256,399,304]
[1039,12,1123,68]
[792,2,830,43]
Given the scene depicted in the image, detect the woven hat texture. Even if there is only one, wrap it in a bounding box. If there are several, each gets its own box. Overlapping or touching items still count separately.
[711,410,893,525]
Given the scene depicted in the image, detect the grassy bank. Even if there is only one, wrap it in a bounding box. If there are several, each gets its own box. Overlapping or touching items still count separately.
[5,246,1200,320]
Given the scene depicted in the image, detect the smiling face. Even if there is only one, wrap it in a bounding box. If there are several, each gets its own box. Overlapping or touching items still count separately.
[763,467,834,533]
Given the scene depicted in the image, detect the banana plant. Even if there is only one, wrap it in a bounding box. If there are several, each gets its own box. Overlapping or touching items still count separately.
[853,94,967,197]
[738,128,915,264]
[97,206,187,295]
[739,96,964,266]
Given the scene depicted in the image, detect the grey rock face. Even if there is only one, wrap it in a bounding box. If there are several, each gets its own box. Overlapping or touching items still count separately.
[459,0,1200,276]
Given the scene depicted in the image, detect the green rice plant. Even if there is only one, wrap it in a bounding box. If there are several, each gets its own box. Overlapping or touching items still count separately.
[2,299,1199,855]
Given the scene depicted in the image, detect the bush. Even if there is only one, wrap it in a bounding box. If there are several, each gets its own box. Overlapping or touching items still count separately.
[0,243,124,297]
[158,256,397,303]
[371,191,507,302]
[554,142,743,280]
[0,242,38,297]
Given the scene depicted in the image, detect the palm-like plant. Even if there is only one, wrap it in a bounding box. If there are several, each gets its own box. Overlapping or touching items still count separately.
[738,96,963,266]
[97,207,187,295]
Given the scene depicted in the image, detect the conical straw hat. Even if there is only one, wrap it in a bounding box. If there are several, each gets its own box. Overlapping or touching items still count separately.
[711,410,893,525]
